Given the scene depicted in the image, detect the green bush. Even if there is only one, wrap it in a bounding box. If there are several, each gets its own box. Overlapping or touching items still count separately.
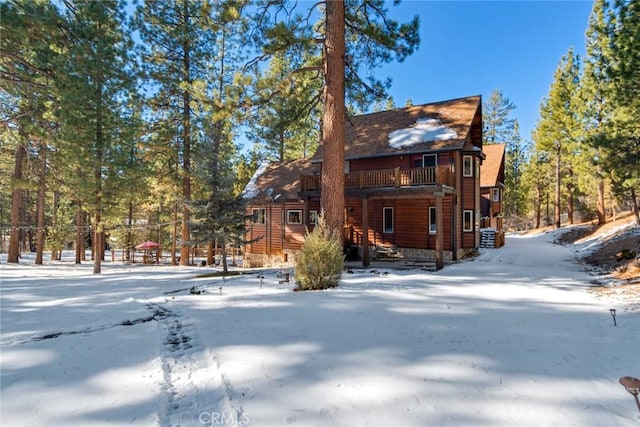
[294,214,344,291]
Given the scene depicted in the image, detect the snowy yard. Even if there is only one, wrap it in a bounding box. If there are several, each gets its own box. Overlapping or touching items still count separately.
[1,231,638,426]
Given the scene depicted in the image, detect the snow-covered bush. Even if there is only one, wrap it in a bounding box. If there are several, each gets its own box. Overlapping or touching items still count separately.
[294,213,344,291]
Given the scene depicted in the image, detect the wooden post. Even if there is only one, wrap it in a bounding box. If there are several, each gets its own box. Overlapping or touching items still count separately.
[395,167,401,187]
[362,196,370,267]
[435,192,444,270]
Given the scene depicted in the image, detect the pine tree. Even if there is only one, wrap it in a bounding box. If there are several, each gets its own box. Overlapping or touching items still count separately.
[135,0,213,265]
[1,1,62,263]
[55,0,137,274]
[247,52,322,162]
[294,213,344,291]
[580,0,614,225]
[483,90,517,145]
[503,120,530,229]
[603,0,640,224]
[533,49,582,228]
[251,0,420,234]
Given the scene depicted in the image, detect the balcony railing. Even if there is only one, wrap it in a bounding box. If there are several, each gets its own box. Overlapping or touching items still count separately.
[300,166,455,192]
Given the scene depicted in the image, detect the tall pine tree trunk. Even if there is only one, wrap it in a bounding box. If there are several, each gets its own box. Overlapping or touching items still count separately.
[180,4,192,266]
[596,161,606,225]
[93,65,104,274]
[321,0,346,236]
[75,201,83,264]
[35,140,46,265]
[51,191,59,261]
[8,136,27,264]
[631,188,640,226]
[567,167,574,225]
[554,144,561,228]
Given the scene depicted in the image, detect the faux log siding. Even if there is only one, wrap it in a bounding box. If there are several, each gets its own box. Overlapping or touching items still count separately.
[270,205,284,253]
[348,152,453,172]
[247,221,267,254]
[345,196,453,251]
[245,204,284,255]
[284,201,306,250]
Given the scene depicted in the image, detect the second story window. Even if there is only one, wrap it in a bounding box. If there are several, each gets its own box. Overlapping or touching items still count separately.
[463,155,473,177]
[413,154,437,168]
[493,188,500,202]
[423,154,437,167]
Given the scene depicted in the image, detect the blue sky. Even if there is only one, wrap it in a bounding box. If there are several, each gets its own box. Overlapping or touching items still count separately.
[378,0,594,142]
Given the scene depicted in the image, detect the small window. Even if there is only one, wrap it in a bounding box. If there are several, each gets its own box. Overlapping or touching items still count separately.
[423,154,437,167]
[309,210,318,224]
[344,160,350,173]
[493,188,500,202]
[252,208,265,224]
[429,206,436,235]
[383,207,394,233]
[463,210,473,232]
[463,156,473,177]
[287,210,302,224]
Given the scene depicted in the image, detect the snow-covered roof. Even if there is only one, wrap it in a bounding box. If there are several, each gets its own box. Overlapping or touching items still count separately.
[242,162,270,199]
[388,118,458,149]
[243,158,316,204]
[311,95,482,162]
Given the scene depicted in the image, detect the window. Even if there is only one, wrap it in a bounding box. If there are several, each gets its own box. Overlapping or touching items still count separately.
[463,155,473,177]
[463,210,473,232]
[344,160,350,173]
[252,208,265,224]
[309,210,318,224]
[413,154,437,168]
[423,154,437,167]
[383,207,394,233]
[287,210,302,224]
[493,188,500,202]
[429,206,436,235]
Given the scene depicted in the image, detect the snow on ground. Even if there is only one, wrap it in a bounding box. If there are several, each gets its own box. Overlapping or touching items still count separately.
[1,232,639,427]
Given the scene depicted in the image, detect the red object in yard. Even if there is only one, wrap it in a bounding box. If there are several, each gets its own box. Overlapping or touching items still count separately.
[135,241,160,249]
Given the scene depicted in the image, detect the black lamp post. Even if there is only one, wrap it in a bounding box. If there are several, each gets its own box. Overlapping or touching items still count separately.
[609,308,617,326]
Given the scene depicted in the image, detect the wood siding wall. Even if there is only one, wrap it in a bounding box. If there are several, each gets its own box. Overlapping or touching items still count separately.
[345,196,454,251]
[246,201,314,256]
[349,152,453,171]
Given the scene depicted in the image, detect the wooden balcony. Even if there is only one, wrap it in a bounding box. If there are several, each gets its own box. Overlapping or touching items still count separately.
[300,166,455,192]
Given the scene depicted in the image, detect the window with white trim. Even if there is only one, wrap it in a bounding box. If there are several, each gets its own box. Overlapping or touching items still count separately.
[383,207,394,233]
[463,155,473,177]
[423,154,437,167]
[252,208,266,224]
[429,206,436,235]
[309,210,318,224]
[463,210,473,232]
[287,209,302,224]
[493,188,500,202]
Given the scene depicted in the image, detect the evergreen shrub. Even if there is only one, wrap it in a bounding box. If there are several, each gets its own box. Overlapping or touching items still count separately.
[294,213,344,291]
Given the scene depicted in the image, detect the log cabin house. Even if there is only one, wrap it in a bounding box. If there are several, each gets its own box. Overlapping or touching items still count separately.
[479,143,506,248]
[244,95,504,269]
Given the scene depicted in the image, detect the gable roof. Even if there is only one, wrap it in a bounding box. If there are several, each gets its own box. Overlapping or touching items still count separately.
[311,95,482,162]
[480,143,506,188]
[243,158,317,204]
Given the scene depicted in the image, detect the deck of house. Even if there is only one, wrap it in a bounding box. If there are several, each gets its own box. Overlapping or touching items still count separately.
[300,166,455,192]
